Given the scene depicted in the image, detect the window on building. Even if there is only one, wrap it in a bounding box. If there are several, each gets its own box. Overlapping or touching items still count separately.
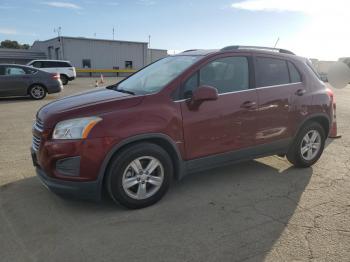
[82,59,91,68]
[255,57,290,87]
[288,61,301,83]
[55,47,60,60]
[48,46,53,59]
[125,61,133,69]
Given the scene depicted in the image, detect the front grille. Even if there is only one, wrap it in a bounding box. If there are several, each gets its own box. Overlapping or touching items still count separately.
[34,117,44,132]
[32,134,41,151]
[32,117,44,151]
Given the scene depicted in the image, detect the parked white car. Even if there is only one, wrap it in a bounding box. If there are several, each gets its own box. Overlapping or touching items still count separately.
[27,60,76,85]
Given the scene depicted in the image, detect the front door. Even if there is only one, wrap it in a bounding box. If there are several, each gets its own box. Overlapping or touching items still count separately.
[179,55,258,160]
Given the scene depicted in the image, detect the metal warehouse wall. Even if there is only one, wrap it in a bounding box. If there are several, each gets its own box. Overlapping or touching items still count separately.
[147,49,168,64]
[62,38,147,70]
[31,37,149,70]
[31,39,64,60]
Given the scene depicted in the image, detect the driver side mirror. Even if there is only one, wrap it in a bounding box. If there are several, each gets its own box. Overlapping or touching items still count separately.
[192,85,218,102]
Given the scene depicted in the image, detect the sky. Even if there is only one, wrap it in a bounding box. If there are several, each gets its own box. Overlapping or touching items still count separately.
[0,0,349,60]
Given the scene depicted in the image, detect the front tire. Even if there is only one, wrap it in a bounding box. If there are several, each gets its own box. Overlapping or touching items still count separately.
[29,85,46,100]
[287,122,326,167]
[106,143,173,209]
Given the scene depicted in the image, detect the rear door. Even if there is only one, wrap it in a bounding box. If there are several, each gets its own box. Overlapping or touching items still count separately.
[0,66,29,96]
[179,55,259,160]
[42,61,59,74]
[254,56,303,145]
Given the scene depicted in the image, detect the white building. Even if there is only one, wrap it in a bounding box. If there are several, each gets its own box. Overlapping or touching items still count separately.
[31,36,167,72]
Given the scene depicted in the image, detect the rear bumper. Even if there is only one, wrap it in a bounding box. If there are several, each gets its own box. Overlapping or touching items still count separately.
[47,83,63,94]
[35,166,101,200]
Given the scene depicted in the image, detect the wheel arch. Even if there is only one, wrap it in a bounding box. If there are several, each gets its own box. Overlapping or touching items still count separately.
[295,113,331,138]
[27,83,47,94]
[97,133,185,196]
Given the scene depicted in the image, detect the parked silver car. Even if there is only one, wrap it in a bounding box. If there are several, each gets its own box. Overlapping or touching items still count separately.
[0,64,63,99]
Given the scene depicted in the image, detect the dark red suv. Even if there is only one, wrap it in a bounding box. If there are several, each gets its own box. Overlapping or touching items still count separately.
[31,46,335,209]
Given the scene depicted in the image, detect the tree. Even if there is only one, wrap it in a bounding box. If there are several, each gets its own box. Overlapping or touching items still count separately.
[0,40,30,49]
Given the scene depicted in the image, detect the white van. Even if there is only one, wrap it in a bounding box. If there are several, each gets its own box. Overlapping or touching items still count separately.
[27,60,76,85]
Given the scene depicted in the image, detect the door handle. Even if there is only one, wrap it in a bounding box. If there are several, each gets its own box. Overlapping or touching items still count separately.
[295,89,306,96]
[240,101,256,109]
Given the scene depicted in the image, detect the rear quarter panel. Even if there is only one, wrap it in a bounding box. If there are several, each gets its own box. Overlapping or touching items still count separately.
[289,59,332,137]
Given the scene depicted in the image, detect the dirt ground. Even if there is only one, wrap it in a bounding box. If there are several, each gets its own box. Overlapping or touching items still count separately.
[0,78,349,262]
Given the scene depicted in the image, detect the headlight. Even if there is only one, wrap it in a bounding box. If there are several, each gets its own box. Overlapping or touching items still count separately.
[52,117,102,140]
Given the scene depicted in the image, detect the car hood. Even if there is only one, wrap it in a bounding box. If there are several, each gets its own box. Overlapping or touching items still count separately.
[37,88,143,128]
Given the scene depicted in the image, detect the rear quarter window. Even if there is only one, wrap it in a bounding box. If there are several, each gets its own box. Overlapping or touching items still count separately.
[57,62,72,67]
[306,60,321,80]
[41,61,72,68]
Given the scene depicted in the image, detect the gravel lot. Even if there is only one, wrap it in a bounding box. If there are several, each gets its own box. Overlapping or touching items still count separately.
[0,78,349,262]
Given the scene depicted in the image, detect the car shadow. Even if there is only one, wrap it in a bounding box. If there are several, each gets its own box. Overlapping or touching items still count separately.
[0,95,59,104]
[0,159,312,262]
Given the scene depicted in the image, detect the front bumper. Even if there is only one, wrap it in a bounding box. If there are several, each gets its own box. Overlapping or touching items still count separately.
[35,166,101,200]
[32,144,101,200]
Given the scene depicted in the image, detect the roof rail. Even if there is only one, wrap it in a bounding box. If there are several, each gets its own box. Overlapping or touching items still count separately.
[220,45,295,55]
[182,49,199,53]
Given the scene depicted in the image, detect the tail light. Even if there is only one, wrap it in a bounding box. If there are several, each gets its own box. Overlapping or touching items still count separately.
[326,87,341,138]
[52,73,60,80]
[326,87,334,102]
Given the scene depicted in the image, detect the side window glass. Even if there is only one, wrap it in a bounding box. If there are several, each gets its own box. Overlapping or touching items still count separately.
[199,57,249,94]
[182,73,198,99]
[288,61,301,83]
[5,67,26,75]
[255,57,290,87]
[26,68,37,74]
[32,61,42,68]
[42,61,53,68]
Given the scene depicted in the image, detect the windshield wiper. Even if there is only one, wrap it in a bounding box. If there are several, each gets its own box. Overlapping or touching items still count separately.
[115,88,135,95]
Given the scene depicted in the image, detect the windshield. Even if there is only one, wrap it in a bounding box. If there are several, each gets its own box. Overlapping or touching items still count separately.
[113,55,201,95]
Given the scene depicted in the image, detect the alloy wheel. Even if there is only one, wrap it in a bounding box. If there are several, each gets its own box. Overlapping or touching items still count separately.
[30,86,45,99]
[300,130,321,161]
[122,156,164,200]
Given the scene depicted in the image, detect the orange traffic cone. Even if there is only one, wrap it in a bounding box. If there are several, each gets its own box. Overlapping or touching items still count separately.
[329,101,341,138]
[99,74,104,84]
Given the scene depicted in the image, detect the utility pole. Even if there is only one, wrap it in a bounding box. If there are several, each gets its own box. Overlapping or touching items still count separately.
[113,27,115,40]
[54,26,64,59]
[274,37,280,48]
[148,35,152,63]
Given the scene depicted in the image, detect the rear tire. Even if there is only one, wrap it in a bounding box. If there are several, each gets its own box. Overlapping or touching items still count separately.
[29,85,46,100]
[286,122,326,167]
[106,143,173,209]
[60,75,68,85]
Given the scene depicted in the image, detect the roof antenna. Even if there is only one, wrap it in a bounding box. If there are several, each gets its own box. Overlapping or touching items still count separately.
[273,37,280,48]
